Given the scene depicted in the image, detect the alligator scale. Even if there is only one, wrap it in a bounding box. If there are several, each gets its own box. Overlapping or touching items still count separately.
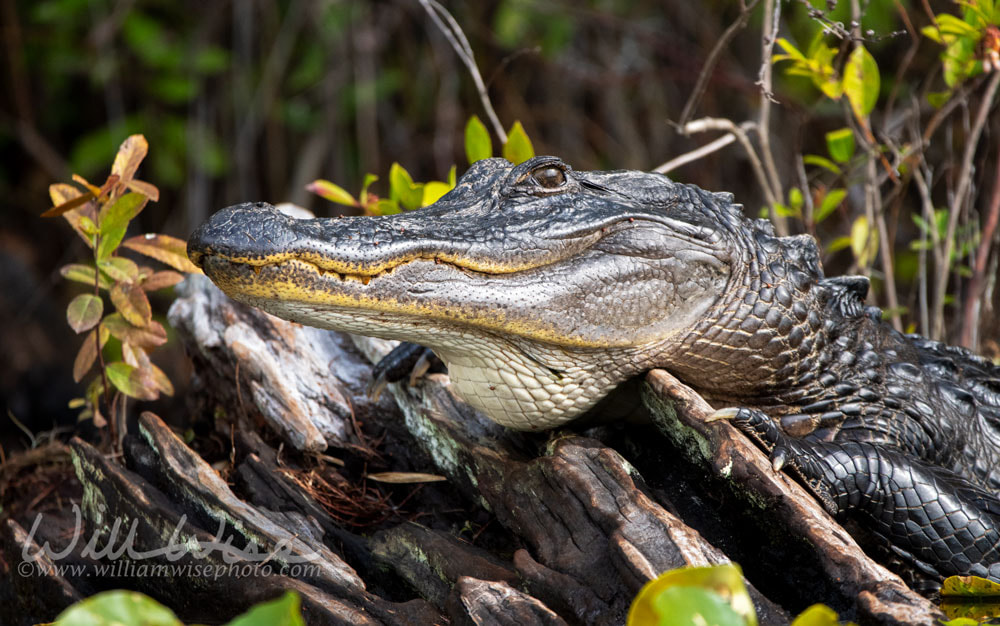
[189,156,1000,584]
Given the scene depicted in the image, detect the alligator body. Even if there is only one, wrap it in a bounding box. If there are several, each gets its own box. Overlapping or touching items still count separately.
[189,156,1000,583]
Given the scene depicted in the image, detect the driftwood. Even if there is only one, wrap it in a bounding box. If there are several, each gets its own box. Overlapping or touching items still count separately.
[0,274,946,625]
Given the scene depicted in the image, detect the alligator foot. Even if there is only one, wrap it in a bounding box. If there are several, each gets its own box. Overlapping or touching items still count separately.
[711,406,1000,582]
[368,342,444,401]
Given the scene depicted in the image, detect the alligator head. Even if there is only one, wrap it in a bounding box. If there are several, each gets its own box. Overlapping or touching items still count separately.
[189,156,824,430]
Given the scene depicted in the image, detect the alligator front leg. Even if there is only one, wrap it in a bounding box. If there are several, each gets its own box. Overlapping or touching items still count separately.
[715,407,1000,582]
[368,342,443,400]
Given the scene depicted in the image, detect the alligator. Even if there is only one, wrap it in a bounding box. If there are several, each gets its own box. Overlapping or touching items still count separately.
[188,155,1000,584]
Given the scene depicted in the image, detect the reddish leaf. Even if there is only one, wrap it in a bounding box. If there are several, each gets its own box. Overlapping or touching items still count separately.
[105,361,159,401]
[111,135,149,185]
[126,178,160,202]
[142,270,185,292]
[72,173,102,198]
[123,344,174,396]
[41,192,94,218]
[66,294,103,334]
[111,282,152,327]
[103,313,168,348]
[121,234,202,274]
[73,325,110,383]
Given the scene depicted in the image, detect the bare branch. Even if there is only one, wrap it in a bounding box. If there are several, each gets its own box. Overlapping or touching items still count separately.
[933,71,1000,339]
[756,0,786,235]
[654,133,737,174]
[418,0,507,143]
[677,0,761,128]
[961,144,1000,348]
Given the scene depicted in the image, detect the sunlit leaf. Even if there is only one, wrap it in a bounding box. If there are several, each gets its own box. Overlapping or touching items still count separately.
[98,192,147,236]
[825,128,856,163]
[502,121,535,164]
[788,187,803,212]
[141,270,184,292]
[98,257,140,282]
[465,115,493,163]
[942,575,1000,596]
[307,179,357,206]
[226,591,304,626]
[374,199,401,216]
[73,325,110,383]
[121,234,202,274]
[814,188,847,224]
[111,282,152,327]
[54,590,182,626]
[103,313,168,348]
[850,216,878,268]
[927,90,952,108]
[628,564,756,626]
[126,179,160,202]
[802,155,841,175]
[826,235,852,253]
[41,192,94,218]
[105,361,159,401]
[789,604,843,626]
[61,264,112,290]
[358,173,378,207]
[111,135,149,185]
[843,46,880,119]
[72,173,102,198]
[66,294,104,334]
[422,181,453,206]
[389,163,424,210]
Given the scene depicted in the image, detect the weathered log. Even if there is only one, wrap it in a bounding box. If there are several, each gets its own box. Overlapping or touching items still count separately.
[2,272,948,625]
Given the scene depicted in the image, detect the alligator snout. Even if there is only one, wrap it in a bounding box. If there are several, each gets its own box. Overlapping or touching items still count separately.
[187,202,298,268]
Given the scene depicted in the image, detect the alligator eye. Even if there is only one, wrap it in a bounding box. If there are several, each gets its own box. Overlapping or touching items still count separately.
[532,167,566,189]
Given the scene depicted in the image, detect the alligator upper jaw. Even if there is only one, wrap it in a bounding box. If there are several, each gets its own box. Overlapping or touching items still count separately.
[187,201,617,281]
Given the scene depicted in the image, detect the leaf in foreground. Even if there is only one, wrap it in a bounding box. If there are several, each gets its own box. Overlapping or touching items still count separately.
[54,590,181,626]
[66,294,104,334]
[121,233,202,274]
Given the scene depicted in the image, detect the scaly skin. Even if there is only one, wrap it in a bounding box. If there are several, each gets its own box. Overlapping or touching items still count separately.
[189,156,1000,582]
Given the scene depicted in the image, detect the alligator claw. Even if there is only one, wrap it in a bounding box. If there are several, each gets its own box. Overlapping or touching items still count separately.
[770,447,788,472]
[706,407,742,423]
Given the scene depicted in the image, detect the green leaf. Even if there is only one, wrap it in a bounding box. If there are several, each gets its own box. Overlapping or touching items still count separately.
[502,121,535,164]
[98,257,140,282]
[375,199,401,215]
[464,115,493,164]
[851,215,878,267]
[54,590,182,626]
[359,173,378,206]
[927,90,952,108]
[825,128,856,164]
[103,313,168,348]
[448,165,457,187]
[774,37,807,61]
[98,192,146,236]
[826,236,852,253]
[61,264,112,290]
[422,180,453,206]
[815,188,847,224]
[105,361,158,401]
[226,591,304,626]
[789,604,842,626]
[802,155,841,175]
[389,163,424,210]
[935,14,981,38]
[628,564,756,626]
[942,575,1000,596]
[788,187,803,212]
[307,179,357,206]
[66,294,104,334]
[843,46,880,119]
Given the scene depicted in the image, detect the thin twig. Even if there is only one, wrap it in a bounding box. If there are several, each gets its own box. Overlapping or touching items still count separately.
[933,71,1000,339]
[676,118,778,210]
[418,0,507,143]
[756,0,786,235]
[960,144,1000,348]
[654,133,737,174]
[677,0,761,128]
